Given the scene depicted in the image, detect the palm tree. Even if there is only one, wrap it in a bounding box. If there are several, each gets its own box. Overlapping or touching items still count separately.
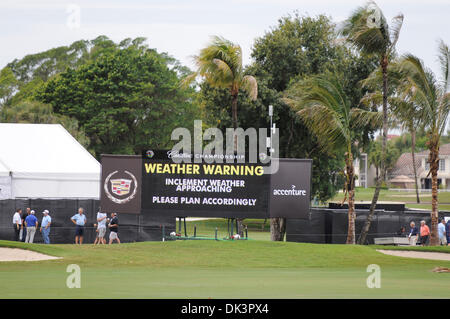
[340,1,404,244]
[361,65,423,204]
[284,74,381,244]
[389,97,423,204]
[396,41,450,245]
[184,36,258,237]
[184,36,257,131]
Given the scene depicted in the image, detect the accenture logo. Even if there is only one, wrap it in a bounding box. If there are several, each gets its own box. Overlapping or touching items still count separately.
[273,185,307,196]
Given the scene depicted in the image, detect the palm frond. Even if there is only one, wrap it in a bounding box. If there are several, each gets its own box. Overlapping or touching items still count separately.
[211,58,234,82]
[360,91,382,108]
[389,14,404,53]
[397,51,449,144]
[241,75,258,100]
[191,35,257,101]
[340,1,390,55]
[283,74,353,154]
[179,72,198,88]
[437,39,450,91]
[350,108,383,130]
[360,67,383,90]
[297,104,348,152]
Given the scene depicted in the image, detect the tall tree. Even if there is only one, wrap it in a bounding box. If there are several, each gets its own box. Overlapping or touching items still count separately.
[396,41,450,245]
[185,36,258,236]
[341,1,404,244]
[185,36,257,131]
[284,74,381,244]
[0,67,18,107]
[246,13,377,241]
[390,97,423,203]
[367,138,400,181]
[37,39,199,157]
[361,64,423,203]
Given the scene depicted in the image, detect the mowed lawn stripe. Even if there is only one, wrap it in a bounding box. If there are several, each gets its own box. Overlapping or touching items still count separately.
[0,240,449,298]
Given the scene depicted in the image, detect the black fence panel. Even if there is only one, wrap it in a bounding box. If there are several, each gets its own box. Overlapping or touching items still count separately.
[286,209,332,243]
[0,199,175,244]
[287,208,450,245]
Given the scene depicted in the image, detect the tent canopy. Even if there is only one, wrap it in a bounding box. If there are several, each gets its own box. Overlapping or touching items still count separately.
[0,160,9,177]
[0,123,100,199]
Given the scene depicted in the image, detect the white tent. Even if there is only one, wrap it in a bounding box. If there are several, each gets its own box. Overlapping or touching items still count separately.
[0,123,100,199]
[0,160,11,199]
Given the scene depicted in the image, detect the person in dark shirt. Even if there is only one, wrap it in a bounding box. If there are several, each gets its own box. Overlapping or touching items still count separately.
[408,221,419,246]
[108,213,120,244]
[446,219,450,246]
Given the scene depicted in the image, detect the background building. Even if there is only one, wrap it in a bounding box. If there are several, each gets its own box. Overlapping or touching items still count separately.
[389,143,450,189]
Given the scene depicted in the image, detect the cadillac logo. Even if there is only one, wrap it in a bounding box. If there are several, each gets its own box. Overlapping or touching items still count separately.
[104,170,138,204]
[111,178,132,196]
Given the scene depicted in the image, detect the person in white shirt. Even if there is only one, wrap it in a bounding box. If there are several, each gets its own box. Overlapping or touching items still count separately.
[95,209,108,245]
[40,210,52,244]
[12,209,22,241]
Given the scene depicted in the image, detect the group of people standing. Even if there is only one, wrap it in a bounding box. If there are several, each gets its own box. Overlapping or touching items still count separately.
[12,207,51,244]
[70,207,120,245]
[12,207,120,245]
[408,219,450,246]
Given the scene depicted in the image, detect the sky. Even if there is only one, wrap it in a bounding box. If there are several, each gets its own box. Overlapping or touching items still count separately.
[0,0,449,79]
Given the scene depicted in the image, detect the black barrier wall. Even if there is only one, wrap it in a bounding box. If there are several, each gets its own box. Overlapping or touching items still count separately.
[0,199,175,244]
[286,208,450,244]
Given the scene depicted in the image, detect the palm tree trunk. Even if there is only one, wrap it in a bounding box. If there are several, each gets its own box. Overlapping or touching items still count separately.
[271,116,292,241]
[231,91,245,236]
[429,141,439,246]
[346,152,356,244]
[357,55,388,245]
[411,128,420,203]
[270,217,286,241]
[231,92,238,130]
[285,118,294,156]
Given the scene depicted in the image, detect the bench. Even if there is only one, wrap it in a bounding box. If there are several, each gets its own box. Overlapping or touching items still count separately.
[374,237,410,246]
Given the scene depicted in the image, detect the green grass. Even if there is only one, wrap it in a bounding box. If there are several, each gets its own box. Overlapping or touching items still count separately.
[179,218,271,241]
[331,187,450,211]
[1,240,449,298]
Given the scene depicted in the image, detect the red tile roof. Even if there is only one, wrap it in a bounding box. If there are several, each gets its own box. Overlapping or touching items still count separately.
[390,152,423,177]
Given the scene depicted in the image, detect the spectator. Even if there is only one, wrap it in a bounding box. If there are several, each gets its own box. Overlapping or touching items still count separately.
[438,219,447,246]
[408,222,419,246]
[12,209,22,241]
[71,207,87,245]
[397,226,407,237]
[95,209,107,245]
[25,210,38,243]
[40,210,52,244]
[420,220,430,246]
[20,207,30,242]
[446,219,450,246]
[108,213,120,244]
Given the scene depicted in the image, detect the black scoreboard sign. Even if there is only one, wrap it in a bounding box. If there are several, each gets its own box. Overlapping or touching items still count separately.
[101,152,311,219]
